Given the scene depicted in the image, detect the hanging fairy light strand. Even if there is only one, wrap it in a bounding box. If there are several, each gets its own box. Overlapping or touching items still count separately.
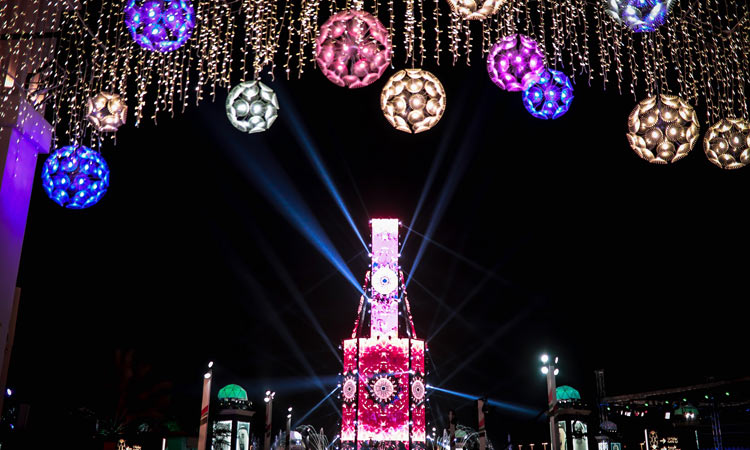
[4,0,749,151]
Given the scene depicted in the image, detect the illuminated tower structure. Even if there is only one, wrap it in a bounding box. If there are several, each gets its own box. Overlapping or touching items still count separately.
[341,219,426,450]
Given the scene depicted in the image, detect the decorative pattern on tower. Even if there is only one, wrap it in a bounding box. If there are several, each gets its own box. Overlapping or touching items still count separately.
[342,219,426,450]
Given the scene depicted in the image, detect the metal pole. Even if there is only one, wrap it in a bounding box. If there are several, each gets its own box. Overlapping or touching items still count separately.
[265,392,275,450]
[478,399,487,450]
[198,367,213,450]
[546,362,558,450]
[286,407,293,450]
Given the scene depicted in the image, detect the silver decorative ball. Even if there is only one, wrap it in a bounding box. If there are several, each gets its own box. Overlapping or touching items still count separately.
[226,81,279,133]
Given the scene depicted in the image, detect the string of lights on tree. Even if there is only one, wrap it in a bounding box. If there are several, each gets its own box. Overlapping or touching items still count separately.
[1,0,749,209]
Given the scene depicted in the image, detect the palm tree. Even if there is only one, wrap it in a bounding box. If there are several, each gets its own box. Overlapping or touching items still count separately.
[93,349,173,441]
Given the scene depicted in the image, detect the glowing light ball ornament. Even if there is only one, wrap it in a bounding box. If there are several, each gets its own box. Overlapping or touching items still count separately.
[86,92,127,133]
[522,69,574,119]
[704,118,750,170]
[124,0,195,52]
[226,81,279,133]
[605,0,676,32]
[315,10,391,89]
[380,69,446,134]
[446,0,504,20]
[627,94,700,164]
[41,145,110,209]
[487,34,545,92]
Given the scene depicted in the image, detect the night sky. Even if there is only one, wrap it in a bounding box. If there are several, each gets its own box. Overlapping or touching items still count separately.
[9,52,750,443]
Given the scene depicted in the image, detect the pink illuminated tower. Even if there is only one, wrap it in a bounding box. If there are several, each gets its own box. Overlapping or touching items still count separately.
[341,219,426,450]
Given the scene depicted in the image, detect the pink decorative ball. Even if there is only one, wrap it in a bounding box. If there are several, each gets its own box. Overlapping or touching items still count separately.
[315,10,391,89]
[487,34,545,92]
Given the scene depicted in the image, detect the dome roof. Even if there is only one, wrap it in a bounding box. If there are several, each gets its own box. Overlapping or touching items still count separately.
[675,404,698,416]
[556,385,581,401]
[218,384,248,401]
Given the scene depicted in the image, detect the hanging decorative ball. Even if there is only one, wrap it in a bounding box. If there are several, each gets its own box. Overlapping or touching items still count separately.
[315,10,391,89]
[226,81,279,133]
[604,0,676,33]
[85,92,127,133]
[124,0,195,52]
[446,0,504,20]
[41,145,110,209]
[704,118,750,170]
[380,69,446,134]
[522,69,574,119]
[487,34,545,92]
[627,94,700,164]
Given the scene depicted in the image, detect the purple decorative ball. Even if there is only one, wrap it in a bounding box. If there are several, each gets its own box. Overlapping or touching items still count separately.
[124,0,195,52]
[487,34,545,92]
[41,145,110,209]
[522,69,574,120]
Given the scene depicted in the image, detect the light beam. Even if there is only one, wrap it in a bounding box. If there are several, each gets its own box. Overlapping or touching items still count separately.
[251,225,343,365]
[426,385,538,417]
[405,111,483,288]
[229,255,341,417]
[401,84,470,254]
[294,386,340,426]
[275,85,369,254]
[208,113,363,295]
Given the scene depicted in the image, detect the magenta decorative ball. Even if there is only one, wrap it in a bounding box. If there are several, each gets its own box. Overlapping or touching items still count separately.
[315,10,391,89]
[487,34,545,92]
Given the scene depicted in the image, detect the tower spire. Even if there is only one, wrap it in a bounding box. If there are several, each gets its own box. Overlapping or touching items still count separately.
[341,219,427,450]
[369,219,400,337]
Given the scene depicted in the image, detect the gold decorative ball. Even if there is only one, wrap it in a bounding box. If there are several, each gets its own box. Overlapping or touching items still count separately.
[704,118,750,170]
[85,92,127,133]
[380,69,446,134]
[627,94,700,164]
[446,0,504,20]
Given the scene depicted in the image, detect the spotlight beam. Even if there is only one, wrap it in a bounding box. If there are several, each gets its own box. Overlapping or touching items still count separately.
[275,85,369,254]
[327,435,340,449]
[250,225,343,365]
[427,385,538,417]
[406,273,475,333]
[400,104,457,254]
[427,262,503,341]
[303,251,367,296]
[425,250,461,337]
[209,119,363,295]
[294,386,340,427]
[438,304,537,388]
[343,160,370,220]
[405,107,484,289]
[403,226,516,285]
[229,256,341,417]
[227,375,340,395]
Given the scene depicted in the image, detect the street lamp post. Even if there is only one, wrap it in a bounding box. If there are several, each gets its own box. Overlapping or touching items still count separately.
[540,355,560,450]
[264,391,276,450]
[198,361,214,450]
[286,407,293,450]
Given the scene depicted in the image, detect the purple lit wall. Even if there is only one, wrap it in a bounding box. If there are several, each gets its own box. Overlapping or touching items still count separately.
[0,92,53,395]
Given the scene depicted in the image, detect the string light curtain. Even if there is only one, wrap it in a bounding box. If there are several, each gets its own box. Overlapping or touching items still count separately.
[3,0,749,148]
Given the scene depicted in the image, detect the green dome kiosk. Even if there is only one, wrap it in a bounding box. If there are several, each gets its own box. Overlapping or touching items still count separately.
[211,384,255,450]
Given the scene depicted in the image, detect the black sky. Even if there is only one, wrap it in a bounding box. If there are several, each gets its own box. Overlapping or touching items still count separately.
[9,54,750,441]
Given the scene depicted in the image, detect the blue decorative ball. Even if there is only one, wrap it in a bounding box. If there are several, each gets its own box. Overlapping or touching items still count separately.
[124,0,195,52]
[605,0,675,33]
[42,145,110,209]
[522,69,574,120]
